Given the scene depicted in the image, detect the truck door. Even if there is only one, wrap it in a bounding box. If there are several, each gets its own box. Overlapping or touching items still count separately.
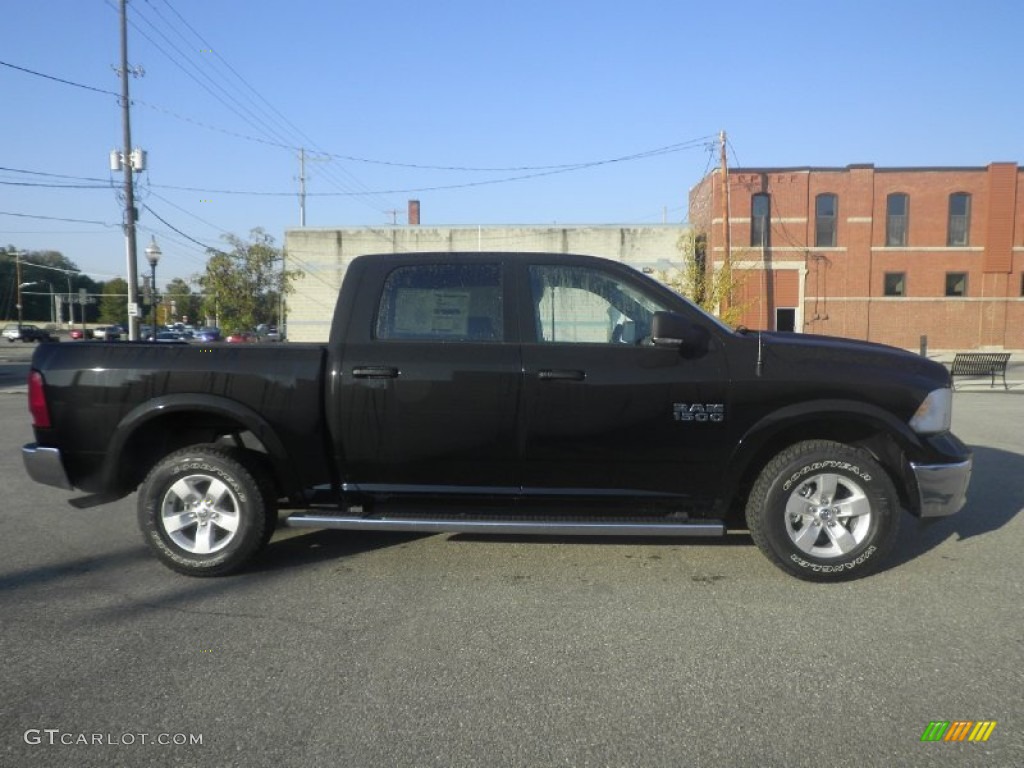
[518,262,730,502]
[335,260,521,492]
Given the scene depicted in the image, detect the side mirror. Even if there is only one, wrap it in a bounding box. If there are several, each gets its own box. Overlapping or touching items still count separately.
[651,311,690,347]
[651,312,710,355]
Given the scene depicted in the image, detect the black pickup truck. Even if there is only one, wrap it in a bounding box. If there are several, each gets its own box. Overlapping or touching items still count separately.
[22,251,972,581]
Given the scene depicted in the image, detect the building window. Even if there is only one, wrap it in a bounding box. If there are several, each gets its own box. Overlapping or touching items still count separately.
[886,193,908,246]
[884,272,906,297]
[815,194,837,247]
[775,308,796,332]
[945,272,968,298]
[751,193,770,247]
[947,192,971,246]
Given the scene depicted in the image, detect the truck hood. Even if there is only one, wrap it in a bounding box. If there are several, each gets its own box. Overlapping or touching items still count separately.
[747,331,950,388]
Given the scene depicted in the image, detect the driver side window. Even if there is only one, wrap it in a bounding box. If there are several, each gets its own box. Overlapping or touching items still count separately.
[528,265,668,344]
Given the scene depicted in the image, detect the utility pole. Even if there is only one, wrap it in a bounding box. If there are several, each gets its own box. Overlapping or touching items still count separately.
[719,130,732,303]
[296,148,330,226]
[298,147,306,227]
[118,0,142,340]
[15,251,23,326]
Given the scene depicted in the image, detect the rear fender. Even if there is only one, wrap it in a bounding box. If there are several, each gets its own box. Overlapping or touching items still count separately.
[101,394,296,497]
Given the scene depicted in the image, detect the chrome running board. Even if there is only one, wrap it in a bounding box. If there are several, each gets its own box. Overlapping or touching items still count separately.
[284,514,725,537]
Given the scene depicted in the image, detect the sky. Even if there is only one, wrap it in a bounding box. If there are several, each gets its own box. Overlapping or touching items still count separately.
[2,0,1023,285]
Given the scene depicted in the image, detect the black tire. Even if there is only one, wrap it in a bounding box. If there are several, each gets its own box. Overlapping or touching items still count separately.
[137,444,276,576]
[746,440,900,582]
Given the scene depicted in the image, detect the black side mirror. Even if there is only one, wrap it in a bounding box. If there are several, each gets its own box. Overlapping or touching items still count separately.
[651,312,711,356]
[652,312,690,347]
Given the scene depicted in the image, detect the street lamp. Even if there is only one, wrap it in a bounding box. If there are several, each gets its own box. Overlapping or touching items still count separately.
[145,236,161,336]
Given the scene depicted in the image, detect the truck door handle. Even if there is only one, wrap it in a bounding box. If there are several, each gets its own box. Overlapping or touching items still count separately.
[352,366,400,379]
[538,369,586,382]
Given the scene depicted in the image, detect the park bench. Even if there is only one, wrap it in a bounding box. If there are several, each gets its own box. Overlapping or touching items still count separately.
[949,352,1010,390]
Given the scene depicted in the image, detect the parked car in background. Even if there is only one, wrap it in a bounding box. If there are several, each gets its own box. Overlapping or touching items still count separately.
[93,326,121,341]
[68,328,93,341]
[225,330,259,344]
[194,327,221,342]
[153,331,187,343]
[255,323,281,341]
[3,324,57,343]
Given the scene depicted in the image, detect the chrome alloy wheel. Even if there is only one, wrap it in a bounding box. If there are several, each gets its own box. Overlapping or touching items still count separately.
[159,474,241,555]
[783,472,873,559]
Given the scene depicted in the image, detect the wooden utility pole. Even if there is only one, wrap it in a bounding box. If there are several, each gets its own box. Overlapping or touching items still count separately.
[119,0,141,340]
[298,148,307,227]
[719,130,732,303]
[15,250,23,326]
[719,130,731,270]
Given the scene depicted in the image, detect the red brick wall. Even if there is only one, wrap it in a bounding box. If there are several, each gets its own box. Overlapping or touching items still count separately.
[691,163,1024,350]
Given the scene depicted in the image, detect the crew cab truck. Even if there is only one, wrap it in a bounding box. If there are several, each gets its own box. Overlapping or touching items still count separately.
[22,252,972,581]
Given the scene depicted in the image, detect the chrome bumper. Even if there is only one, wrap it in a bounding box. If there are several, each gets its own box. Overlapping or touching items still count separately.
[911,458,972,518]
[22,444,73,491]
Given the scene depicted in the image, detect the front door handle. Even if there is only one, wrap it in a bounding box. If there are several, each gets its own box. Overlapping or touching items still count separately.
[538,369,586,382]
[352,366,400,379]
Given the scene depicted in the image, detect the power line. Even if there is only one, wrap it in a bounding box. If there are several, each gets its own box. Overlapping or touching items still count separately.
[141,204,216,250]
[0,210,119,227]
[2,57,716,177]
[0,59,118,96]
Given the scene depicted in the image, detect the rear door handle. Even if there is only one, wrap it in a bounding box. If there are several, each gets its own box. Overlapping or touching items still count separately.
[538,369,586,382]
[352,366,400,379]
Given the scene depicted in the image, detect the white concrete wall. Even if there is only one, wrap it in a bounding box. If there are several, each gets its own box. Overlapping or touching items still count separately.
[282,225,690,341]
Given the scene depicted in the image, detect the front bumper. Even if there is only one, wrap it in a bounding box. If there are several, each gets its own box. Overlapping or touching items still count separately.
[911,458,972,518]
[22,444,73,491]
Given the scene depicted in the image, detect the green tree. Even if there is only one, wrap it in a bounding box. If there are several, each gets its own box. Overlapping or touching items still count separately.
[1,246,96,324]
[198,229,301,332]
[656,231,748,328]
[163,277,202,326]
[98,277,129,326]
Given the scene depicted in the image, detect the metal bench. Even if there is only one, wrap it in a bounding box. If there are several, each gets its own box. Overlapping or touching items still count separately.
[949,352,1010,390]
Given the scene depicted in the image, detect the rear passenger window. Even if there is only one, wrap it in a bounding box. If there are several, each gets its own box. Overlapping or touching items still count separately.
[375,264,502,341]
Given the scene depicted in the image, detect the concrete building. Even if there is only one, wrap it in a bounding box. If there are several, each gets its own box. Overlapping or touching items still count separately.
[688,162,1024,350]
[283,223,690,341]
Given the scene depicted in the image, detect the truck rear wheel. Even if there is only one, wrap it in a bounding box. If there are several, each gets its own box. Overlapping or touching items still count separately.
[137,445,275,576]
[746,440,899,582]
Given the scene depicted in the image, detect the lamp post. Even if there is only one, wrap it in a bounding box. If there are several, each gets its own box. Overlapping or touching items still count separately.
[145,236,161,335]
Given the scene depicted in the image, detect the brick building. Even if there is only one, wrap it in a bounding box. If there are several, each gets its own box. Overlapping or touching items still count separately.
[688,163,1024,350]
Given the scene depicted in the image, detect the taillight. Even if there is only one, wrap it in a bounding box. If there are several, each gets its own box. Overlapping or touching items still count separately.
[28,370,51,428]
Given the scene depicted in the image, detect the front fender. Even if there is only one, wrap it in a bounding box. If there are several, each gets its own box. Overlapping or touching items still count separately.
[726,398,924,505]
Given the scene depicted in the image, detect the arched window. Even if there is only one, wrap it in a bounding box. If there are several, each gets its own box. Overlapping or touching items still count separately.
[947,193,971,246]
[886,193,908,247]
[751,193,770,247]
[815,193,838,247]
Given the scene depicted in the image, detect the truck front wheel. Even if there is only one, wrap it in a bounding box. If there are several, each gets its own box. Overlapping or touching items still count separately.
[138,445,275,576]
[746,440,900,582]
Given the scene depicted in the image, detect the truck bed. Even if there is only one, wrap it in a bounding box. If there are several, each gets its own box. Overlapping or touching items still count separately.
[29,341,329,497]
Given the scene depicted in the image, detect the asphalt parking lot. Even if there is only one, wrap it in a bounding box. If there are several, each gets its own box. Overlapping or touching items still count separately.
[1,347,1022,767]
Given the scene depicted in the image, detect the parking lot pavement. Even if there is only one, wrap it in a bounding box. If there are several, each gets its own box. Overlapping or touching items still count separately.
[2,385,1023,767]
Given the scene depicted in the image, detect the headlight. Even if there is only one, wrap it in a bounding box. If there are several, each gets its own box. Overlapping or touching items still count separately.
[909,388,952,434]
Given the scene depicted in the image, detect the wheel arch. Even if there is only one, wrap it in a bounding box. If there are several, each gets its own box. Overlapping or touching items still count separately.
[101,394,297,500]
[723,399,924,522]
